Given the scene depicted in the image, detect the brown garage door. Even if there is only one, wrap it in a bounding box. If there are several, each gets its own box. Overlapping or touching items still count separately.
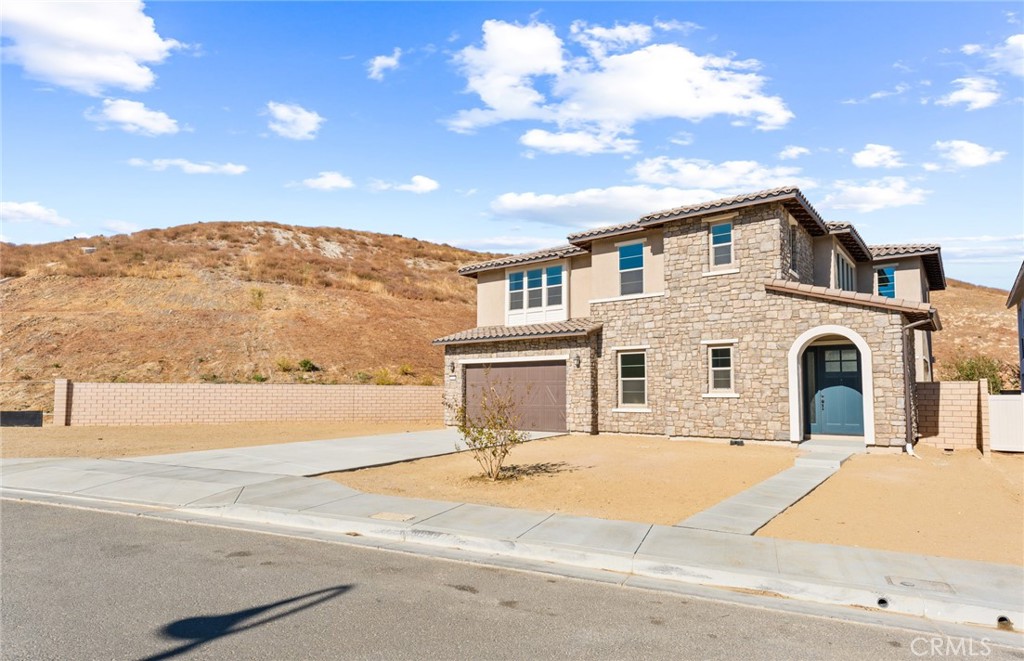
[464,361,567,433]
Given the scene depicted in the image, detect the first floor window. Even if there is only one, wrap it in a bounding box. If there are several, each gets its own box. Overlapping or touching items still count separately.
[619,352,647,406]
[876,266,895,298]
[709,346,733,392]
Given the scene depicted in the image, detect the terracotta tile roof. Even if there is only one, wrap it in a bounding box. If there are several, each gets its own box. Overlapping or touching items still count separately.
[566,186,828,245]
[763,279,941,330]
[869,244,947,291]
[433,319,602,346]
[458,244,588,276]
[826,222,871,262]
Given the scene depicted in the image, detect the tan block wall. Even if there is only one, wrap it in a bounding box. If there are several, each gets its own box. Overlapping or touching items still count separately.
[57,381,443,426]
[916,379,990,453]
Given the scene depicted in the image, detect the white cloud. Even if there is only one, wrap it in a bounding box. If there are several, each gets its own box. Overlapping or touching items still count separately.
[448,19,793,154]
[961,34,1024,77]
[932,140,1007,169]
[841,83,910,105]
[669,131,694,146]
[778,145,810,160]
[490,185,723,227]
[653,19,703,35]
[300,171,355,190]
[936,77,1000,110]
[569,21,652,59]
[85,98,179,136]
[822,177,929,213]
[102,220,140,234]
[372,175,439,194]
[851,144,906,169]
[633,156,815,191]
[265,101,325,140]
[128,158,247,175]
[0,201,71,226]
[0,0,181,96]
[368,47,402,81]
[519,128,638,155]
[931,234,1024,263]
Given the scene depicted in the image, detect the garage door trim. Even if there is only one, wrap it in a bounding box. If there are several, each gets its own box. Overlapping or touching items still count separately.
[459,355,570,365]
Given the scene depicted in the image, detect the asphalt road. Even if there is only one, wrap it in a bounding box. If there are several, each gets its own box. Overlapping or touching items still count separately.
[1,500,1019,661]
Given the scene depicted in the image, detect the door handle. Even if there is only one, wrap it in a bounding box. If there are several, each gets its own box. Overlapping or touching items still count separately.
[820,397,825,411]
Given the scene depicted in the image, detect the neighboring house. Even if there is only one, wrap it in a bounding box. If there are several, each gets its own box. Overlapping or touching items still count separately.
[1008,259,1024,382]
[435,187,945,449]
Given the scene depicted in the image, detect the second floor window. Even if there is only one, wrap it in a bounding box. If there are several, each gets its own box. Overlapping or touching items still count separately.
[876,266,895,298]
[836,253,856,291]
[508,266,565,312]
[546,265,563,306]
[710,221,733,268]
[619,243,644,296]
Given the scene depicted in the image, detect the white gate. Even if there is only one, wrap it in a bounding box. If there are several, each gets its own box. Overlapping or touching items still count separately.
[989,394,1024,452]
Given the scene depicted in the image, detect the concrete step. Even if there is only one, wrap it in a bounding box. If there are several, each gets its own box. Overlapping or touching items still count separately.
[795,452,851,470]
[798,439,866,454]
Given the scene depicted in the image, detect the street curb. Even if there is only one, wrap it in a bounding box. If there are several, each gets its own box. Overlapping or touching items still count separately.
[182,502,1023,632]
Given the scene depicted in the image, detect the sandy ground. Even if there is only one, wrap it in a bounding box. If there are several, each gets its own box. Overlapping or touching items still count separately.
[0,421,441,459]
[759,445,1024,565]
[327,435,796,526]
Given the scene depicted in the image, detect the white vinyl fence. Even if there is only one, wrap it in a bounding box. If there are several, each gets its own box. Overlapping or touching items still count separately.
[989,394,1024,452]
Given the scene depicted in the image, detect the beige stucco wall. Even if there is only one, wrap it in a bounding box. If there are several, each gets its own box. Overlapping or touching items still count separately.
[569,254,592,318]
[589,230,664,300]
[812,236,833,287]
[476,270,505,326]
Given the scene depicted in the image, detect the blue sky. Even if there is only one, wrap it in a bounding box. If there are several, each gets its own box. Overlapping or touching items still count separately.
[2,2,1022,288]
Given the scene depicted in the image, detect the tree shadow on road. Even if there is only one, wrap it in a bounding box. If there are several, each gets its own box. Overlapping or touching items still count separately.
[139,584,353,661]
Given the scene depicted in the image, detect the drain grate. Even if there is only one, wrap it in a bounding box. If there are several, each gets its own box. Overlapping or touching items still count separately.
[885,576,955,593]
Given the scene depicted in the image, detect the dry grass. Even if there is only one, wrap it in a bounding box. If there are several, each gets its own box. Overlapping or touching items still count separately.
[759,445,1024,565]
[0,221,503,410]
[0,421,442,459]
[325,435,797,526]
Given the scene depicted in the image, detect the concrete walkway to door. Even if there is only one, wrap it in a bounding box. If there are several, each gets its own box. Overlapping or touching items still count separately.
[675,439,865,535]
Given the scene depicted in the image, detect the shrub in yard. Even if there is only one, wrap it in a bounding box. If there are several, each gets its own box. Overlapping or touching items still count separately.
[942,354,1004,394]
[298,358,320,373]
[449,377,531,481]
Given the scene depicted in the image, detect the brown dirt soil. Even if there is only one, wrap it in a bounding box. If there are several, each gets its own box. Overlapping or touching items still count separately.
[326,435,797,526]
[0,421,441,459]
[758,445,1024,565]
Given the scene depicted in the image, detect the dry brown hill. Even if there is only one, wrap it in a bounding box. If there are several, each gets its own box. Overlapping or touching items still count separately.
[1,224,1018,412]
[1,222,499,411]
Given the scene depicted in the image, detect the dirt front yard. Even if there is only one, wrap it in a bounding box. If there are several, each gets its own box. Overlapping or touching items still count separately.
[0,421,441,459]
[758,445,1024,565]
[326,434,796,526]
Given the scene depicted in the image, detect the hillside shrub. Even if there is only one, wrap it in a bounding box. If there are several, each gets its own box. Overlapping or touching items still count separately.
[942,354,1004,394]
[373,368,397,385]
[298,358,320,373]
[276,358,296,372]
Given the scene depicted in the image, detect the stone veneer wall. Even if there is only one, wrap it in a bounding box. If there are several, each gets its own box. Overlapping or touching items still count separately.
[442,335,599,433]
[52,379,442,426]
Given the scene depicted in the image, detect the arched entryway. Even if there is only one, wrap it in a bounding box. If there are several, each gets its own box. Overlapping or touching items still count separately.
[788,325,874,445]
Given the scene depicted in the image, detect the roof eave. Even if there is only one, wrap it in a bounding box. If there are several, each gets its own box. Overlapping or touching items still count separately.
[1006,260,1024,308]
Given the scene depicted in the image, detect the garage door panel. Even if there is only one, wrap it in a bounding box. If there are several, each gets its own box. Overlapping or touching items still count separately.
[464,362,566,433]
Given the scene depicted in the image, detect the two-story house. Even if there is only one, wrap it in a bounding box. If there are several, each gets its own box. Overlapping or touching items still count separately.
[435,187,945,449]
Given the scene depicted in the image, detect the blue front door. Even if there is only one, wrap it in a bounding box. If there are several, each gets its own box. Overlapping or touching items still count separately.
[805,345,864,436]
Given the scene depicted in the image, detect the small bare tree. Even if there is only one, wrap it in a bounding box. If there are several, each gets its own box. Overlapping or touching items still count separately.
[450,375,531,481]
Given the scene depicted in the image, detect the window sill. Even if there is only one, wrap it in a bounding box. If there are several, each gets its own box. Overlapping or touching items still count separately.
[612,407,652,413]
[590,292,664,304]
[701,268,739,278]
[702,393,739,399]
[788,269,799,278]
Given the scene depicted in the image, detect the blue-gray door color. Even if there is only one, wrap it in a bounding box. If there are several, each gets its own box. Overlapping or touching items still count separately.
[804,345,864,436]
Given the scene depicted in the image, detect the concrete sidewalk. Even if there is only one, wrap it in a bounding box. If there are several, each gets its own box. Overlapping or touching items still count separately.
[2,450,1021,637]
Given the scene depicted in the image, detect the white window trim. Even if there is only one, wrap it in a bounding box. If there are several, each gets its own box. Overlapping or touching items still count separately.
[505,261,567,325]
[834,250,856,292]
[612,407,653,413]
[873,264,897,297]
[617,240,645,296]
[617,350,648,409]
[589,292,664,304]
[700,338,737,345]
[708,219,736,271]
[610,344,651,351]
[701,268,739,278]
[702,393,740,399]
[706,344,735,395]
